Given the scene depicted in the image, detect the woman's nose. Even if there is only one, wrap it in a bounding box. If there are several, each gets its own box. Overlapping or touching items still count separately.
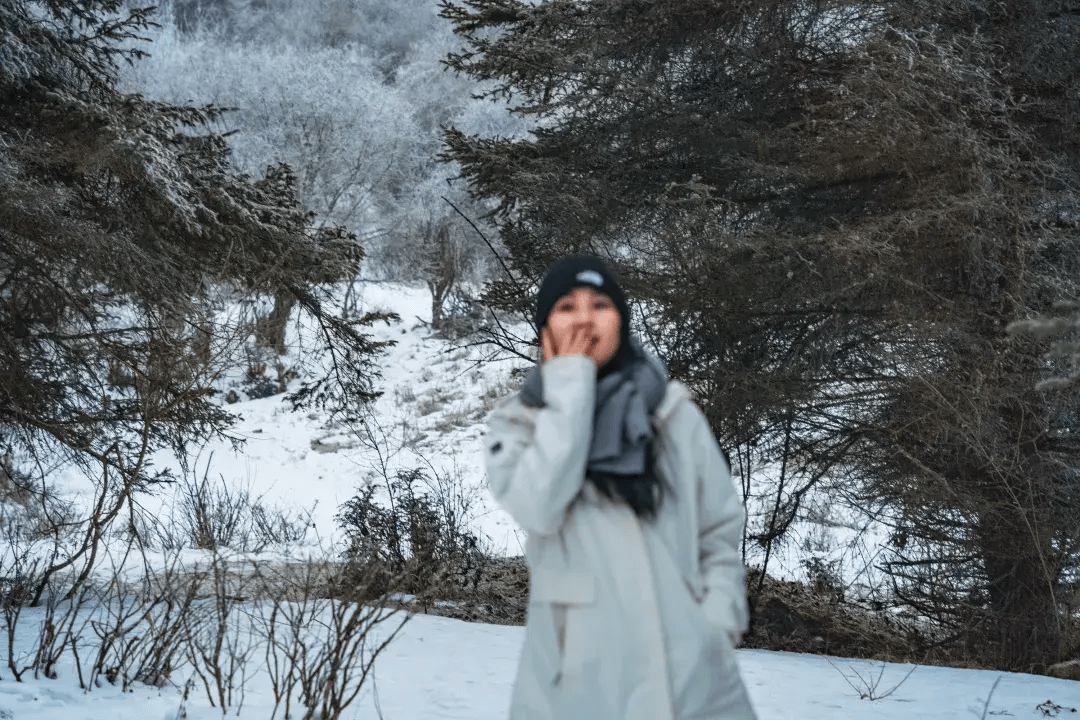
[572,306,595,325]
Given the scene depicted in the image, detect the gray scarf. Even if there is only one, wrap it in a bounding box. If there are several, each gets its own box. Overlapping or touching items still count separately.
[519,339,668,477]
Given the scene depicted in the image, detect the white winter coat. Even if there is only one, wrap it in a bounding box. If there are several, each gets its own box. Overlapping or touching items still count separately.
[486,355,758,720]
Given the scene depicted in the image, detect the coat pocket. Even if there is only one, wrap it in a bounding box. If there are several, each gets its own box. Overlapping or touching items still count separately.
[530,570,596,685]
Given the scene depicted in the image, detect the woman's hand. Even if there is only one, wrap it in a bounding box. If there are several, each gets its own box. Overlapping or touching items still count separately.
[541,325,596,364]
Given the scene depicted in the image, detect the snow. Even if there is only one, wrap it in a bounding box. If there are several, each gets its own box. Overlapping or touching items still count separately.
[3,281,1077,719]
[112,281,524,559]
[1,608,1077,719]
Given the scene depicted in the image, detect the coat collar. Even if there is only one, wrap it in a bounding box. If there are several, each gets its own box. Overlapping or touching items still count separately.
[653,380,691,427]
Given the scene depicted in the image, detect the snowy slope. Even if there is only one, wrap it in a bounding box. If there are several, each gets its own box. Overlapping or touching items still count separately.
[111,281,525,561]
[34,279,877,586]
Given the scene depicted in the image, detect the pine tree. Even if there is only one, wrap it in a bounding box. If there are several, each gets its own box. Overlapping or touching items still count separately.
[0,0,388,591]
[441,0,1080,669]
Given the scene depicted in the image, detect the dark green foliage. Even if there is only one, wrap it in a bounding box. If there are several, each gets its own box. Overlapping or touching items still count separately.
[0,0,387,599]
[336,468,484,601]
[441,0,1080,669]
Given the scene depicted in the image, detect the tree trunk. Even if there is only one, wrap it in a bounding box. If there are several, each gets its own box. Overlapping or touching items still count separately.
[256,291,295,356]
[980,515,1063,669]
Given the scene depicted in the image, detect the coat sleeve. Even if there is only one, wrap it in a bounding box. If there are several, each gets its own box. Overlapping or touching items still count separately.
[692,407,750,644]
[484,355,595,537]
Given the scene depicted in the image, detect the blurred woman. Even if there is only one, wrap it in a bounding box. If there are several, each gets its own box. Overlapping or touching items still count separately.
[485,256,757,720]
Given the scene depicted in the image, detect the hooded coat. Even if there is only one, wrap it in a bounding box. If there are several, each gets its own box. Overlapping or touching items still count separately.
[485,355,758,720]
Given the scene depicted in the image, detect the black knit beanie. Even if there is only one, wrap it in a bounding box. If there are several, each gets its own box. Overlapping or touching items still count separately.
[535,256,630,327]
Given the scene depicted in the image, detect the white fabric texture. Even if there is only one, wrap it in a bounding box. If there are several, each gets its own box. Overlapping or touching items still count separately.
[485,355,758,720]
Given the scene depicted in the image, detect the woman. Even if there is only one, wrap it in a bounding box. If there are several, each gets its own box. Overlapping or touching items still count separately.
[486,256,758,720]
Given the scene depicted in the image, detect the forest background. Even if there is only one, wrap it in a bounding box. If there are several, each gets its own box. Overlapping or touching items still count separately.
[2,0,1080,703]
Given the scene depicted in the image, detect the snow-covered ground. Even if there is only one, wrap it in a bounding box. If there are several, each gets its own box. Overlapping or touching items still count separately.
[115,282,525,561]
[1,607,1077,719]
[3,281,1077,719]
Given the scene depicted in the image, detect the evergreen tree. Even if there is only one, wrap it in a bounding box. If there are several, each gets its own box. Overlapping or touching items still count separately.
[441,0,1080,669]
[0,0,387,591]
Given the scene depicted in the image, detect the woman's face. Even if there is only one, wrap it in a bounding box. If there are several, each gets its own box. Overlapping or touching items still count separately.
[542,286,621,367]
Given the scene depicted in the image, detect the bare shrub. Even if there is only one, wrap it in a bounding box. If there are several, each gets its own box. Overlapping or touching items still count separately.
[337,464,485,605]
[29,573,91,681]
[165,460,313,552]
[79,547,256,709]
[176,463,250,551]
[82,545,201,693]
[829,659,917,701]
[336,416,523,620]
[2,489,407,715]
[1,545,43,681]
[251,502,313,547]
[87,580,158,689]
[182,550,257,713]
[2,561,95,684]
[0,502,99,683]
[118,562,201,689]
[253,558,408,720]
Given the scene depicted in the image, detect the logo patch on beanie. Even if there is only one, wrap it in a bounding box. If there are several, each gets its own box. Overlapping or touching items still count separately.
[576,269,604,287]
